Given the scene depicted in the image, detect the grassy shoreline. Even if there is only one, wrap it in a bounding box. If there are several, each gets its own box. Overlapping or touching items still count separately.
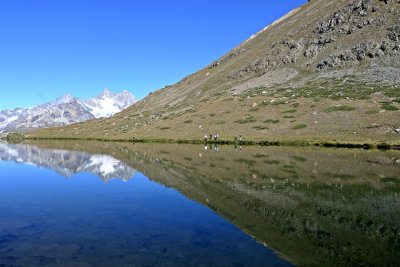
[3,135,399,150]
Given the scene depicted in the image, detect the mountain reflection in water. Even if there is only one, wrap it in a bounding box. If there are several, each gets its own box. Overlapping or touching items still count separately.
[0,141,399,267]
[0,143,136,182]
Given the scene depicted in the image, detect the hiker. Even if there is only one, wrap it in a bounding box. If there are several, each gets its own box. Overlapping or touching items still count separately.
[204,135,208,143]
[239,134,242,141]
[209,134,213,141]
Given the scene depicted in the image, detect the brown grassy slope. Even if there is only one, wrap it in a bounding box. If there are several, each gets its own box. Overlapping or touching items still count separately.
[28,0,400,142]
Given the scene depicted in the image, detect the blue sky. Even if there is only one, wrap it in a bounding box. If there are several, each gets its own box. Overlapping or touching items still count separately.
[0,0,306,110]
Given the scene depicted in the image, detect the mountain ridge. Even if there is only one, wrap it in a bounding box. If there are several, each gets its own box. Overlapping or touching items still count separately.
[0,89,137,133]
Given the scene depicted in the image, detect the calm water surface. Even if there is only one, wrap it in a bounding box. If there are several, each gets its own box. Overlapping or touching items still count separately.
[0,141,399,267]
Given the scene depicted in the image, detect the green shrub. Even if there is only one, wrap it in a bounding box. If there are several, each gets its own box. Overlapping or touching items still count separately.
[235,115,257,124]
[366,109,379,114]
[249,107,260,112]
[252,125,269,130]
[381,103,398,111]
[324,106,355,113]
[293,124,307,130]
[282,109,297,114]
[264,119,280,123]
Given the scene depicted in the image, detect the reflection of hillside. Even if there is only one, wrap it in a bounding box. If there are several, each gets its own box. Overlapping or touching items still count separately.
[21,141,400,266]
[0,143,136,182]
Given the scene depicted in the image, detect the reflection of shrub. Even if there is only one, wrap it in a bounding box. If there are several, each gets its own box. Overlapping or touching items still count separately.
[253,154,269,158]
[292,156,307,162]
[381,177,400,183]
[293,124,307,130]
[235,159,256,166]
[263,160,279,164]
[323,172,355,179]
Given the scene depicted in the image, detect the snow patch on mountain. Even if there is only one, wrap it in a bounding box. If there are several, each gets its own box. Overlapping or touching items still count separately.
[82,89,136,118]
[0,116,19,129]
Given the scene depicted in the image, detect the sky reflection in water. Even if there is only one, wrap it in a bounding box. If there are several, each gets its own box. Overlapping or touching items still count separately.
[0,143,291,267]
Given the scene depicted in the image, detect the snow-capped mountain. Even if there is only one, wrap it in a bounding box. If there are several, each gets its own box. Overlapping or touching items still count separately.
[82,89,136,118]
[0,108,24,130]
[0,143,136,182]
[0,89,137,133]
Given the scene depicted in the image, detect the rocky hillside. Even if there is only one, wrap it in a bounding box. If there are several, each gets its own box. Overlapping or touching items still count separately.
[1,89,137,133]
[29,0,400,143]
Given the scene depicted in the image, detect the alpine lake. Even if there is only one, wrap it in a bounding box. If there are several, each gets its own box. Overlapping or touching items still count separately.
[0,140,399,267]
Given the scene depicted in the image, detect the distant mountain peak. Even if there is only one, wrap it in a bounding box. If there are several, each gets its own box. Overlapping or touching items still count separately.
[0,89,137,133]
[84,89,137,118]
[54,94,75,105]
[99,88,113,98]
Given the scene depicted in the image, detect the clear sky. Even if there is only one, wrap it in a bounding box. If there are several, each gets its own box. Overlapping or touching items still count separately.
[0,0,306,110]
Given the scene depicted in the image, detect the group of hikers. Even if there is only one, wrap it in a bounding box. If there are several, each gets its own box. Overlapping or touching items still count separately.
[203,134,242,143]
[204,134,219,143]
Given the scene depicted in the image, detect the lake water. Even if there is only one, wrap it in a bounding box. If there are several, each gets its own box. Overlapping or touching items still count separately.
[0,141,399,267]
